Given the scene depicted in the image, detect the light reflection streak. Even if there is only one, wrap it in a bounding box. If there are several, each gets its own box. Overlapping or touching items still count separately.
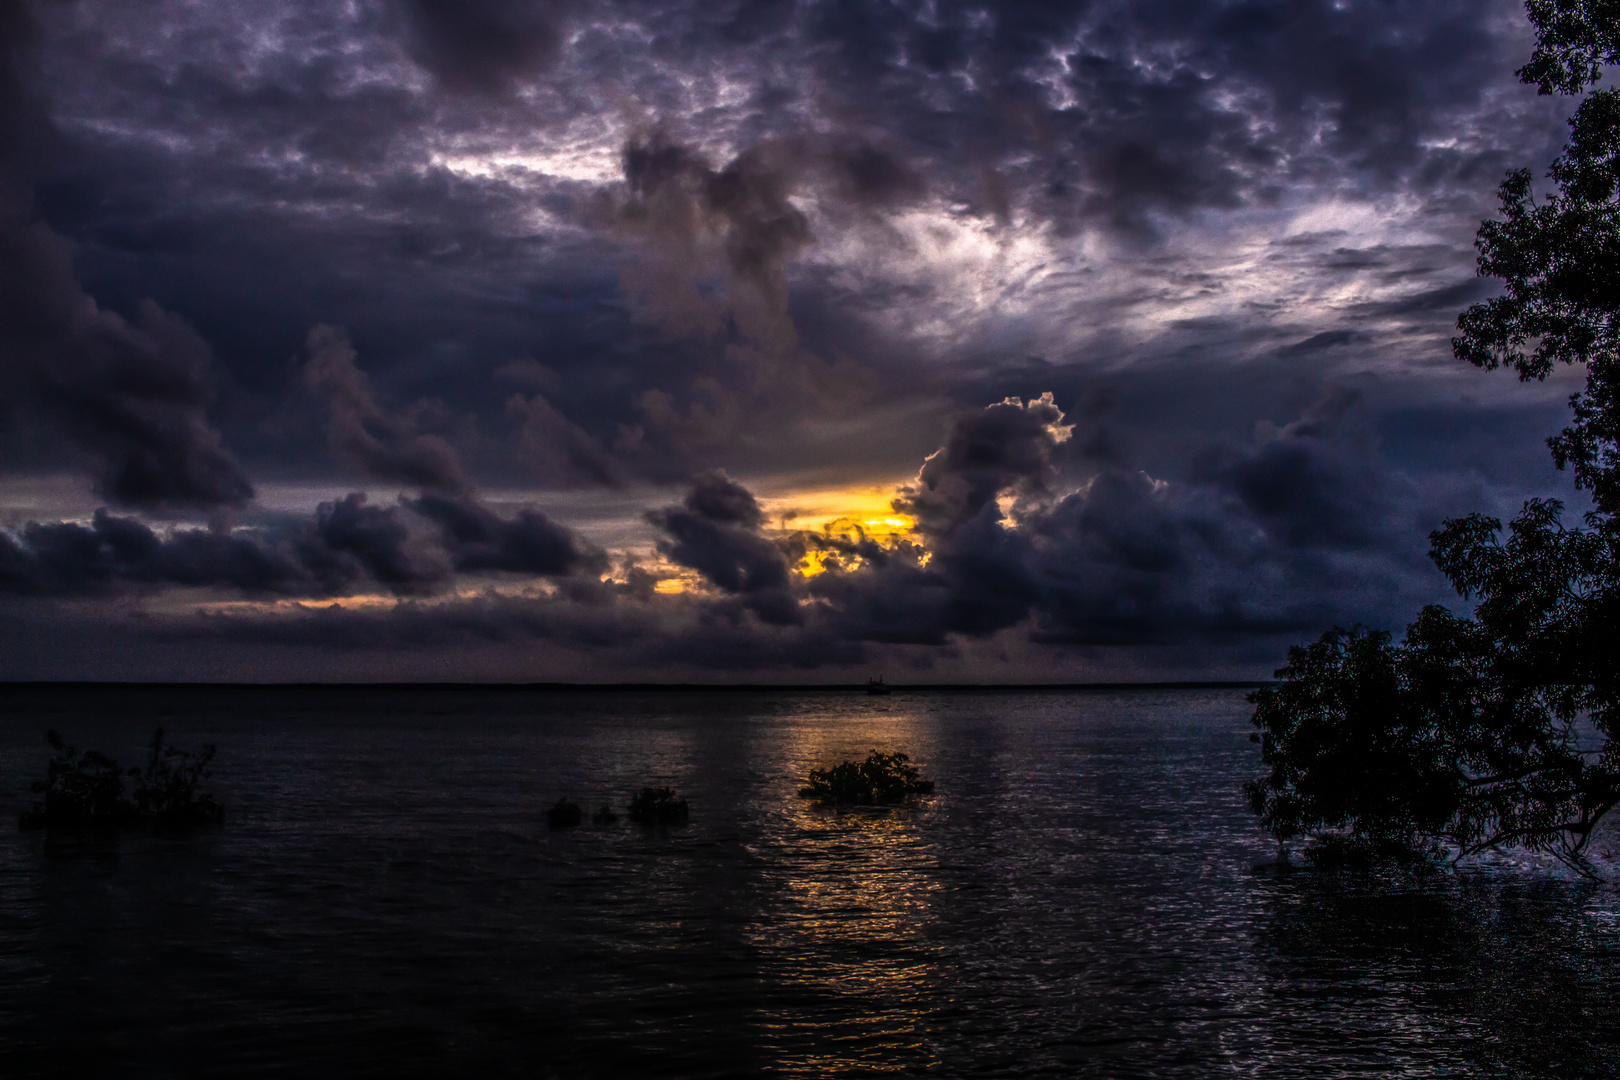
[751,708,945,1075]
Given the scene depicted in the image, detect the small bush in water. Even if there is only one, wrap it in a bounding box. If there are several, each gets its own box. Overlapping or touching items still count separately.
[19,728,223,830]
[799,750,934,806]
[591,804,618,825]
[628,786,688,823]
[547,797,582,828]
[129,728,224,825]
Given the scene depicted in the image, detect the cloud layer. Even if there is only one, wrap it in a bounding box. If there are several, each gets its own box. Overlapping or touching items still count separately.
[0,0,1593,679]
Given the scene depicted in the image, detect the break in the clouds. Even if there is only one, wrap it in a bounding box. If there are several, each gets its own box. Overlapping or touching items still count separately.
[0,0,1595,680]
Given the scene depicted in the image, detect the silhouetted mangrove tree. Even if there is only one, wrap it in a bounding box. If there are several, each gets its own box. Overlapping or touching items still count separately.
[1249,2,1620,877]
[628,786,688,823]
[19,728,223,830]
[547,797,582,828]
[799,750,934,806]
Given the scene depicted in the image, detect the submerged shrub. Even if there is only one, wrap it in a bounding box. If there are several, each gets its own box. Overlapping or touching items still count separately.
[18,731,131,829]
[547,797,582,828]
[628,786,688,824]
[591,804,618,825]
[129,728,223,826]
[19,728,222,830]
[799,750,934,806]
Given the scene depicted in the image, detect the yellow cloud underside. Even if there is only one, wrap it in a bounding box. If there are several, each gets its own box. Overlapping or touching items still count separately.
[757,483,918,577]
[758,485,914,538]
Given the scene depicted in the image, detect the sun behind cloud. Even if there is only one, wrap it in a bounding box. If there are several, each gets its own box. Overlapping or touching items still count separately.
[757,484,915,537]
[755,483,916,576]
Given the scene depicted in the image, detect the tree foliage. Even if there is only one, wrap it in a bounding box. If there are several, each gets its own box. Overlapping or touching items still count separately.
[799,750,935,806]
[1250,1,1620,876]
[628,786,689,823]
[19,727,223,830]
[547,796,582,828]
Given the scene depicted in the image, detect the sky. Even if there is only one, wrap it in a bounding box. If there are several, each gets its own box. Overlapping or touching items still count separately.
[0,0,1594,682]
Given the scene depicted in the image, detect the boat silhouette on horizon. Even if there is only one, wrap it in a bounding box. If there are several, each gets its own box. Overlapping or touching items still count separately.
[865,675,892,696]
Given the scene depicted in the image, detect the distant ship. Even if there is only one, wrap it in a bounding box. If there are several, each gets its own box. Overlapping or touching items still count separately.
[866,675,892,696]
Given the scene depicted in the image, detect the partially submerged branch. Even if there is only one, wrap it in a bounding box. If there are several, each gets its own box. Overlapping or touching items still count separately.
[1247,623,1619,878]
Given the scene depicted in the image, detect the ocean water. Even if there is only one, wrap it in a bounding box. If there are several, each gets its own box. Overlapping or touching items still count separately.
[0,685,1615,1078]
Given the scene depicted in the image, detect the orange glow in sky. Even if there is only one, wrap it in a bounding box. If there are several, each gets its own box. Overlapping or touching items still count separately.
[754,483,918,577]
[757,485,915,538]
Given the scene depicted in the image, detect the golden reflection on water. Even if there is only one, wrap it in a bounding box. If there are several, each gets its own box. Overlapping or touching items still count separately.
[754,706,946,1074]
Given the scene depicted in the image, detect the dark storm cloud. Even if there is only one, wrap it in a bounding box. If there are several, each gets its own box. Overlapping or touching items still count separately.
[646,470,802,624]
[408,491,607,576]
[0,0,1588,679]
[7,0,1556,500]
[0,375,1543,678]
[797,0,1536,230]
[608,130,923,347]
[0,498,418,598]
[582,128,933,475]
[0,488,604,597]
[298,492,449,594]
[803,389,1437,649]
[302,325,473,496]
[1204,385,1381,549]
[399,0,574,94]
[302,489,606,593]
[795,393,1080,642]
[10,280,256,509]
[899,392,1072,534]
[1042,387,1432,645]
[0,0,40,174]
[678,468,766,528]
[500,369,626,488]
[0,509,301,595]
[0,0,252,510]
[3,386,1436,667]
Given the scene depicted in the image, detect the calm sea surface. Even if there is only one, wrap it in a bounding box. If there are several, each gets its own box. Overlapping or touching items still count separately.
[0,686,1616,1078]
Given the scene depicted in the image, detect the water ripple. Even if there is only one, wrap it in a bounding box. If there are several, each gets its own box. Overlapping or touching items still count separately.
[0,687,1615,1077]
